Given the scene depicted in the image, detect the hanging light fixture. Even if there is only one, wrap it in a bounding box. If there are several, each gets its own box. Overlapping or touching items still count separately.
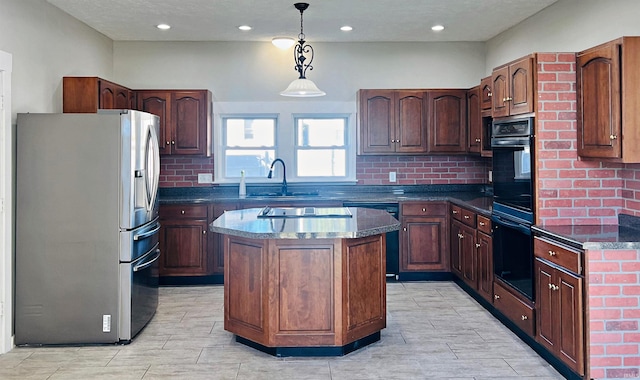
[280,2,326,97]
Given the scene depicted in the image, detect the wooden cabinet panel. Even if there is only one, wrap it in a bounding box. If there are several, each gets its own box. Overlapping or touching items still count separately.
[576,37,640,162]
[427,90,467,153]
[358,90,396,154]
[211,202,238,274]
[476,231,493,303]
[493,280,535,336]
[467,86,481,154]
[401,216,448,271]
[402,202,447,216]
[534,237,582,275]
[491,55,535,118]
[159,204,210,276]
[396,91,427,153]
[63,77,133,113]
[450,219,474,281]
[138,91,171,155]
[480,76,493,110]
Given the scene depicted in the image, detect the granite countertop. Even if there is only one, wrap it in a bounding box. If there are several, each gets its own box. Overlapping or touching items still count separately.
[210,207,401,239]
[533,214,640,250]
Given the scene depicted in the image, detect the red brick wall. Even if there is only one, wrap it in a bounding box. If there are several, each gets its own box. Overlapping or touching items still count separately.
[159,155,491,187]
[536,53,624,225]
[587,249,640,379]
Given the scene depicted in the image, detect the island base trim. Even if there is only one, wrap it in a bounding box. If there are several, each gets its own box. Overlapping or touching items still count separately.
[235,332,380,357]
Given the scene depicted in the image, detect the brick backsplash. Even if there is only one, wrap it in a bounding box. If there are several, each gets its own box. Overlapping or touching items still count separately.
[588,249,640,379]
[159,154,491,188]
[535,52,640,225]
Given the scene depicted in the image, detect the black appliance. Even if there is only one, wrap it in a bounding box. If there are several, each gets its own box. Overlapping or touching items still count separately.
[491,116,535,300]
[343,202,399,280]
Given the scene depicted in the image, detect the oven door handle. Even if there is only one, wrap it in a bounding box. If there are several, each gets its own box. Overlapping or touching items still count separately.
[491,216,531,236]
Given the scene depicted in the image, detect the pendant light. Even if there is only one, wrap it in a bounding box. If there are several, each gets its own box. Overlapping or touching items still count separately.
[280,2,326,97]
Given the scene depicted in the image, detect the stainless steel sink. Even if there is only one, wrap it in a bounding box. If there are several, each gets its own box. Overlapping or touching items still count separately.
[248,191,320,198]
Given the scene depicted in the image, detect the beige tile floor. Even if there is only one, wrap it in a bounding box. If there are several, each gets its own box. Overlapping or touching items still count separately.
[0,282,565,379]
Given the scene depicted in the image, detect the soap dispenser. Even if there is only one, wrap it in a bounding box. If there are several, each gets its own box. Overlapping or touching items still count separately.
[239,170,246,198]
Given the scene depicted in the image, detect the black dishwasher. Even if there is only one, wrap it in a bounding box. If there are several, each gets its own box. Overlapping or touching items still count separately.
[343,202,399,280]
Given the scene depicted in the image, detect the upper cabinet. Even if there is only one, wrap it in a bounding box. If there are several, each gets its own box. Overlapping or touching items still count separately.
[427,90,467,153]
[63,77,134,113]
[467,86,481,154]
[357,89,427,154]
[577,36,640,162]
[480,76,493,110]
[492,55,535,118]
[138,90,212,156]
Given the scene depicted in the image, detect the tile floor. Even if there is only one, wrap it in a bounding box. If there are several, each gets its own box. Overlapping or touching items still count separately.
[0,282,564,379]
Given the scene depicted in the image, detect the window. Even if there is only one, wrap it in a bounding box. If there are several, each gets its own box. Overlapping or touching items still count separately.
[214,102,356,184]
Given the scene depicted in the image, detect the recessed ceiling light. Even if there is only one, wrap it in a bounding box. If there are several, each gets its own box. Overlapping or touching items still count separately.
[238,25,252,31]
[272,37,296,49]
[340,26,353,32]
[431,25,445,32]
[156,24,171,30]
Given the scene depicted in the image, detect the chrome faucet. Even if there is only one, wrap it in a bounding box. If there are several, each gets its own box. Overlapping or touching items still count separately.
[267,158,287,195]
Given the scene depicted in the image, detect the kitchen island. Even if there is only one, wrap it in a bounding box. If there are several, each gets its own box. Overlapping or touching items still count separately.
[210,207,400,356]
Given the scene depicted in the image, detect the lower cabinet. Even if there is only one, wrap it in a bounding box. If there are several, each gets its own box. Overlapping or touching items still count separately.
[159,204,211,276]
[534,237,585,376]
[211,202,238,274]
[476,216,493,302]
[493,280,535,336]
[400,201,449,271]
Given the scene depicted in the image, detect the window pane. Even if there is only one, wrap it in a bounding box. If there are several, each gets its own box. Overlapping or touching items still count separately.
[297,150,346,176]
[226,119,275,147]
[296,119,345,147]
[226,150,274,177]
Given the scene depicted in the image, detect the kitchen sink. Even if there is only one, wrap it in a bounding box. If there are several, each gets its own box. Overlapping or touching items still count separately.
[248,191,320,198]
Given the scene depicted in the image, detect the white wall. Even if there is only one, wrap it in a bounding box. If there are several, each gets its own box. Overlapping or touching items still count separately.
[0,0,114,124]
[486,0,640,72]
[114,41,486,102]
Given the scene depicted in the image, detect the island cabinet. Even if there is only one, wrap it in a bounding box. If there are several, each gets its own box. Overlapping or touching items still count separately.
[158,204,211,276]
[211,202,238,274]
[63,77,135,113]
[491,55,535,118]
[137,90,212,156]
[427,90,467,153]
[357,89,427,154]
[576,36,640,162]
[399,201,448,272]
[534,237,585,376]
[467,86,482,154]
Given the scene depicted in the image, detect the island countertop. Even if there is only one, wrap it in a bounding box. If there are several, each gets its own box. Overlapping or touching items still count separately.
[210,207,400,239]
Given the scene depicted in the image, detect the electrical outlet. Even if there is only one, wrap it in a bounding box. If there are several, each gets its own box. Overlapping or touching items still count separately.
[198,173,213,183]
[389,171,397,182]
[488,170,493,183]
[102,315,111,333]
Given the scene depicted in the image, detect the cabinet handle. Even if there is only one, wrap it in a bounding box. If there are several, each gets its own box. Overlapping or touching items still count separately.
[494,294,500,300]
[548,250,556,256]
[203,230,206,235]
[479,221,485,226]
[403,227,407,231]
[422,208,426,212]
[464,215,470,219]
[171,140,175,145]
[548,283,559,291]
[487,92,492,97]
[610,134,618,140]
[452,210,458,214]
[506,97,513,101]
[458,233,464,239]
[521,315,528,321]
[166,141,170,145]
[475,138,481,143]
[181,210,185,214]
[475,243,481,248]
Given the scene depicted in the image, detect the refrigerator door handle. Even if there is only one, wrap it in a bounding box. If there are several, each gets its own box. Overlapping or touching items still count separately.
[134,247,161,272]
[145,124,160,213]
[133,222,161,241]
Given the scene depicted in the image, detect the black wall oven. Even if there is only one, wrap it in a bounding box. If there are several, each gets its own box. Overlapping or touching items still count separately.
[491,116,535,301]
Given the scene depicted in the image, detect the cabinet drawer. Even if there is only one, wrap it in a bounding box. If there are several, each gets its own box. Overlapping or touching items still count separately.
[477,215,491,234]
[160,204,208,219]
[493,280,535,337]
[451,205,476,227]
[534,237,581,275]
[402,202,447,216]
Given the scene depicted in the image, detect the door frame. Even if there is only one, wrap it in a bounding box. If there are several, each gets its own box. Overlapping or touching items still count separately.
[0,49,13,354]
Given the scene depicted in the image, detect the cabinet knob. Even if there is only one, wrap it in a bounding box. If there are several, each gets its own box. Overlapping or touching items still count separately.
[166,141,170,145]
[548,283,559,291]
[610,134,618,140]
[403,227,407,231]
[506,97,513,101]
[181,210,185,214]
[494,294,500,300]
[475,138,481,143]
[171,140,176,145]
[479,221,485,226]
[475,243,481,248]
[458,233,464,239]
[452,210,458,214]
[464,215,470,219]
[502,97,507,102]
[422,208,426,212]
[521,315,528,321]
[548,250,556,256]
[203,230,206,235]
[487,92,492,97]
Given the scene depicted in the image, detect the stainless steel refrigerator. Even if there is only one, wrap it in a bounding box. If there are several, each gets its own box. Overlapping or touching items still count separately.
[15,110,161,345]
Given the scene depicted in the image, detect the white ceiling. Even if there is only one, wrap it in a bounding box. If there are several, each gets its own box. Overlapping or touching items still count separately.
[46,0,558,43]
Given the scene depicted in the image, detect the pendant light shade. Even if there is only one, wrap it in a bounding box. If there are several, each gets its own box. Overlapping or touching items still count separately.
[280,3,325,97]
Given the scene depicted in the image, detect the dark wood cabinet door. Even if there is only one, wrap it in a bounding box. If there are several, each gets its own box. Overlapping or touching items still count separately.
[427,90,467,153]
[172,91,209,155]
[359,90,396,154]
[492,66,509,118]
[138,91,171,155]
[480,76,493,110]
[396,91,427,153]
[401,216,448,271]
[212,202,238,273]
[476,231,493,302]
[159,219,208,276]
[98,82,116,109]
[557,269,584,375]
[459,223,476,288]
[467,87,481,154]
[535,259,556,352]
[576,42,621,159]
[509,56,534,115]
[450,221,463,278]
